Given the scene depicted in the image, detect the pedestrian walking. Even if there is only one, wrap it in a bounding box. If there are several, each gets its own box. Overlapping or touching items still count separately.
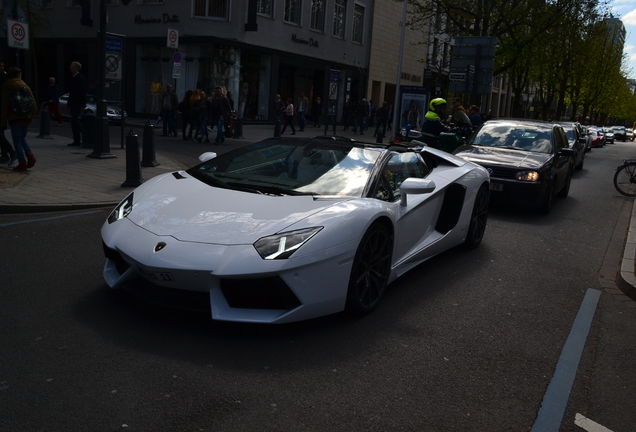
[273,94,284,122]
[0,61,17,166]
[296,91,309,131]
[178,89,193,141]
[209,86,231,144]
[354,98,369,134]
[374,101,389,137]
[150,77,163,116]
[312,97,322,127]
[1,67,37,171]
[47,77,63,125]
[188,89,203,141]
[468,105,483,128]
[67,61,87,147]
[280,98,296,135]
[160,84,179,137]
[342,99,353,131]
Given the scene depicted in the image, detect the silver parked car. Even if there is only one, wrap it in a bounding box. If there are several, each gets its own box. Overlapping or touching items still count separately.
[58,93,127,123]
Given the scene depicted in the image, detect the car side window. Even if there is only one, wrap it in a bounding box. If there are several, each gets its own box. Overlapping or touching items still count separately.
[554,128,568,151]
[375,152,431,202]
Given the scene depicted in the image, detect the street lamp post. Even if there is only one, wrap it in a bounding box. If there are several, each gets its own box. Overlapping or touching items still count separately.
[87,0,115,159]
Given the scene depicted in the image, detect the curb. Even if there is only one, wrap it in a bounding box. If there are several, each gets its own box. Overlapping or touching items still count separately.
[618,196,636,301]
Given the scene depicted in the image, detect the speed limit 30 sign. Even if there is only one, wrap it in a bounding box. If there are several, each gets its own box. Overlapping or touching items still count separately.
[7,20,29,50]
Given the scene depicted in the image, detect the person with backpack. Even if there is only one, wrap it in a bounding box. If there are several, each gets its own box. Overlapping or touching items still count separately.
[0,67,37,171]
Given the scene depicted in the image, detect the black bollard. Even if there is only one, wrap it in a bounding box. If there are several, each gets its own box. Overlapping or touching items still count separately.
[233,117,244,138]
[36,103,53,139]
[121,129,143,187]
[141,121,159,167]
[274,118,281,137]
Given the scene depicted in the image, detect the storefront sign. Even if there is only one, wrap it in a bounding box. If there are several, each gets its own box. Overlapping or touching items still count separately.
[134,14,180,24]
[291,34,319,48]
[401,72,422,83]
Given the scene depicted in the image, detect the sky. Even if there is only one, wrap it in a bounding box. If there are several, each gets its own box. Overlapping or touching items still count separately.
[615,0,636,78]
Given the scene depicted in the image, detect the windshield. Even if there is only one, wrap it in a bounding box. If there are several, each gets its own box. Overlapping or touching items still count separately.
[187,139,381,196]
[469,122,553,153]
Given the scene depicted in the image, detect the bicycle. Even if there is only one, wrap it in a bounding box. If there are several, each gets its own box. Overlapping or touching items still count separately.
[614,159,636,196]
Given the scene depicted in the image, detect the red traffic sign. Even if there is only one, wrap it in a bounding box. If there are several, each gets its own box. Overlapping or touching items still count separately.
[7,20,29,50]
[173,52,182,63]
[167,28,179,49]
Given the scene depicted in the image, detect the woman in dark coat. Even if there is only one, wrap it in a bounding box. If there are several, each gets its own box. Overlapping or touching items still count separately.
[312,97,322,127]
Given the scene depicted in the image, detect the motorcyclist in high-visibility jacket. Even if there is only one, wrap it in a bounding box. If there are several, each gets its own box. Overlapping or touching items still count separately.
[421,98,452,149]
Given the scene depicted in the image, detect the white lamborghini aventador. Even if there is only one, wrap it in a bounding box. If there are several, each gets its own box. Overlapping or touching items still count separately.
[101,136,490,323]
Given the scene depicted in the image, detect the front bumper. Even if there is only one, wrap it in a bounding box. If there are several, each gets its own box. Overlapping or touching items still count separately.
[101,219,356,323]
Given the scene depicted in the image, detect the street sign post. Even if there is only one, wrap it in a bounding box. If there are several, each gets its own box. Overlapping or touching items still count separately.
[7,20,29,50]
[105,35,123,81]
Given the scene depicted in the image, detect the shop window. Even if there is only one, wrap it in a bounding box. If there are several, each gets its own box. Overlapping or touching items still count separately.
[333,0,346,39]
[310,0,325,32]
[352,3,364,43]
[194,0,228,18]
[284,0,301,25]
[257,0,272,17]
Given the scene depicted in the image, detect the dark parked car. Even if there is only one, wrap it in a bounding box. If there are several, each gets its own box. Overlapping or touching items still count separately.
[612,126,627,142]
[454,119,575,214]
[58,93,127,123]
[557,121,587,170]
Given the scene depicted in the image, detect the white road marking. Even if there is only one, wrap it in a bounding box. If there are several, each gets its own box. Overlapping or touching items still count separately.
[575,413,614,432]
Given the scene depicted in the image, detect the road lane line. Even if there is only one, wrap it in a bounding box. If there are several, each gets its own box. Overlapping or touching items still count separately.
[0,210,103,227]
[574,413,614,432]
[531,288,602,432]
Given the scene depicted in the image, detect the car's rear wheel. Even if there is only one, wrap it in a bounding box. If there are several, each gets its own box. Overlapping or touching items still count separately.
[345,223,393,315]
[464,183,489,249]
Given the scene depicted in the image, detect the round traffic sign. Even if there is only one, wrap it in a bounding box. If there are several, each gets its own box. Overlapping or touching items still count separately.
[169,30,177,44]
[11,23,26,41]
[173,52,182,63]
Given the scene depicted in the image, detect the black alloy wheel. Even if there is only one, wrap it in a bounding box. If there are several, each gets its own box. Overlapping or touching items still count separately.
[346,223,393,315]
[464,183,489,249]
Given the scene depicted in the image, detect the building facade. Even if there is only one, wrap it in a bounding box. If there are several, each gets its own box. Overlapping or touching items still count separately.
[0,0,373,121]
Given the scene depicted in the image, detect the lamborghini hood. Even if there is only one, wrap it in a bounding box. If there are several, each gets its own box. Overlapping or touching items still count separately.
[126,173,342,244]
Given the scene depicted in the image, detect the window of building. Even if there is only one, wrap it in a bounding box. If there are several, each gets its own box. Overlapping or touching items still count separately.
[310,0,325,32]
[333,0,346,38]
[41,0,53,7]
[284,0,301,25]
[257,0,272,17]
[108,0,119,5]
[352,3,364,43]
[194,0,228,19]
[137,0,164,3]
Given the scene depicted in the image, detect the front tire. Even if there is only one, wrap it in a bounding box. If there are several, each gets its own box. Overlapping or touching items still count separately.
[464,183,489,249]
[538,180,555,215]
[345,223,393,315]
[614,163,636,197]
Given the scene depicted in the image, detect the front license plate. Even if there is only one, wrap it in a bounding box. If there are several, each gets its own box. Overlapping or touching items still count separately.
[490,182,503,192]
[138,266,176,282]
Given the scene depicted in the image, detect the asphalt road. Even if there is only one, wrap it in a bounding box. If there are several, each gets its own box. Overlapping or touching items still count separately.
[1,130,636,431]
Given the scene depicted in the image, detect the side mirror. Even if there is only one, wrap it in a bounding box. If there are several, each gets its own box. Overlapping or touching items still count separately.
[400,178,436,206]
[198,152,217,162]
[559,147,575,157]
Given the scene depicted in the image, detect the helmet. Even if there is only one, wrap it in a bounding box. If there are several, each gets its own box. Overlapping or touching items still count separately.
[429,98,447,111]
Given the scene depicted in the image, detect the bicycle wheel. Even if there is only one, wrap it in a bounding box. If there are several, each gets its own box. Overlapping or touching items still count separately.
[614,162,636,196]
